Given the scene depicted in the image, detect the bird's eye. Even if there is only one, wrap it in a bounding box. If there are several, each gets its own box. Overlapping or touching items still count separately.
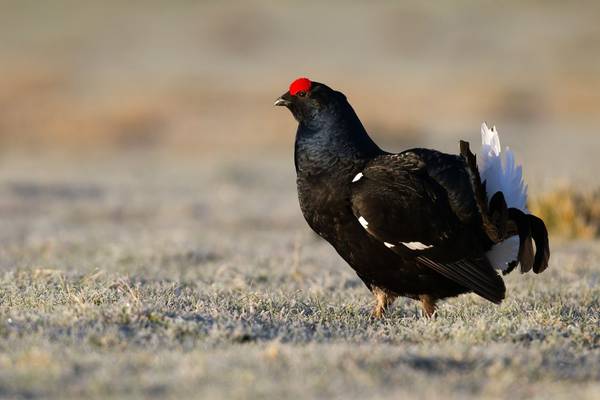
[297,91,306,97]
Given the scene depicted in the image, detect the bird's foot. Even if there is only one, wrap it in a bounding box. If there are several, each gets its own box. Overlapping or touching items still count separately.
[371,287,397,319]
[419,295,437,318]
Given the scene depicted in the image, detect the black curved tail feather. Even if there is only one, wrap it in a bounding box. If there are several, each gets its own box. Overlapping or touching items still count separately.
[529,215,550,273]
[504,207,550,274]
[507,208,535,273]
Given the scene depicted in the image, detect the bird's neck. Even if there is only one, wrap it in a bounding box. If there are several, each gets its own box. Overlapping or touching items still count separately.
[294,106,382,178]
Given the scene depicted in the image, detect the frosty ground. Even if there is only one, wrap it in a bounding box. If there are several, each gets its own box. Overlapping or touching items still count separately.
[0,156,598,400]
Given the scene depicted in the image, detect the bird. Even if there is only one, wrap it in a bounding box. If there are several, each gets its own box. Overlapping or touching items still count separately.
[275,77,550,318]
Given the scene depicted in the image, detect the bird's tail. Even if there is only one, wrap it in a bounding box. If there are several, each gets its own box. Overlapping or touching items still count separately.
[477,123,549,274]
[479,123,528,212]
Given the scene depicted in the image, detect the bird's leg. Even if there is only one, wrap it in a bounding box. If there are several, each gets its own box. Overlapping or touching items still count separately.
[419,295,437,318]
[371,287,397,319]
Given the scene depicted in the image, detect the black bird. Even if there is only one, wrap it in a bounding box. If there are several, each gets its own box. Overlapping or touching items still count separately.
[275,77,550,317]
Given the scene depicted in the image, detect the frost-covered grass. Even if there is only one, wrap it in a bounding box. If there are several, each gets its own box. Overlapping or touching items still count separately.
[0,158,598,399]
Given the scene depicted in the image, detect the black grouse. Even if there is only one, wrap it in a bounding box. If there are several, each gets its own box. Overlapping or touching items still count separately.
[275,77,550,317]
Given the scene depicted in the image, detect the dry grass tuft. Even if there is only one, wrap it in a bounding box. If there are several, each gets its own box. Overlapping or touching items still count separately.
[530,188,600,239]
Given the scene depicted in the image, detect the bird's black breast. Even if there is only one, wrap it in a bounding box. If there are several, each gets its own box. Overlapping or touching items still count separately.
[296,169,353,241]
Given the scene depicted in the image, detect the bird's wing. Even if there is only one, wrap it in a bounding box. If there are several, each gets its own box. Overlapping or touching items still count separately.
[350,151,506,303]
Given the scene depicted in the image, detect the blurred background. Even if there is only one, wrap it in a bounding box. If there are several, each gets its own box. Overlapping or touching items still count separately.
[1,1,599,182]
[1,0,600,245]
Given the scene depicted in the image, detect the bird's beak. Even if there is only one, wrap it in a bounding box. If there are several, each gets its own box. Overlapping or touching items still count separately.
[273,98,290,107]
[274,92,292,107]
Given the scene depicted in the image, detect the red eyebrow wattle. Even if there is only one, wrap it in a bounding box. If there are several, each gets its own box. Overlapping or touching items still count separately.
[289,77,311,95]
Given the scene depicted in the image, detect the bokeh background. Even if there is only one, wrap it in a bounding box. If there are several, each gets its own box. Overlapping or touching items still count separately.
[1,1,599,184]
[1,2,599,399]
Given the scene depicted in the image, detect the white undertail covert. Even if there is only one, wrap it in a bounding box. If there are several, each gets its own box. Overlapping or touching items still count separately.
[478,123,528,271]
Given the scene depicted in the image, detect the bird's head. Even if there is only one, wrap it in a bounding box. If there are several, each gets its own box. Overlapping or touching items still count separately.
[274,77,347,126]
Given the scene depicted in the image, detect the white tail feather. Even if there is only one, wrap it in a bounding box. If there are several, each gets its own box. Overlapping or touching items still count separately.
[478,123,528,270]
